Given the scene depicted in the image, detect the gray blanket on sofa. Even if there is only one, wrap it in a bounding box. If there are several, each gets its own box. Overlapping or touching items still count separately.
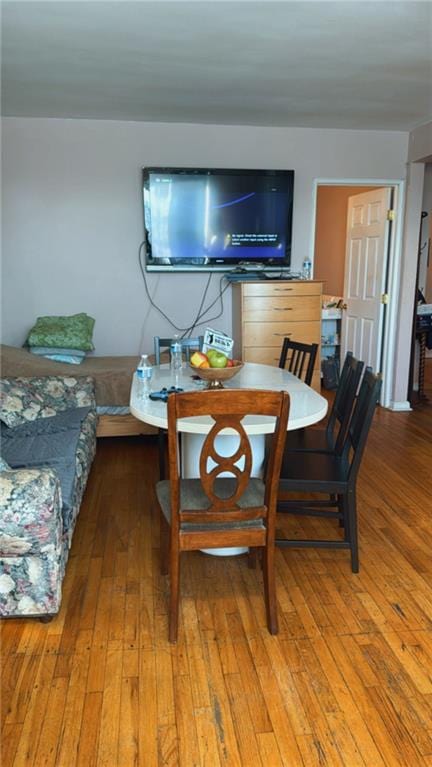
[1,407,91,524]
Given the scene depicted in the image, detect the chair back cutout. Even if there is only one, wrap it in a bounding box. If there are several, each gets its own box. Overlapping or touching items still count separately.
[200,416,252,509]
[167,389,290,526]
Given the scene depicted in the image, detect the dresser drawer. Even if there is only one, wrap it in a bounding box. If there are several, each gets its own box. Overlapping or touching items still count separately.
[310,370,322,392]
[243,321,321,347]
[231,280,323,393]
[243,282,322,298]
[244,347,284,365]
[243,295,321,323]
[244,346,321,366]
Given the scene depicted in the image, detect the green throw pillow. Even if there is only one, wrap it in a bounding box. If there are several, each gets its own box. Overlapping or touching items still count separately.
[26,313,95,351]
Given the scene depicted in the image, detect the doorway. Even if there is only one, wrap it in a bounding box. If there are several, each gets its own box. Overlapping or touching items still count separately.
[311,179,404,409]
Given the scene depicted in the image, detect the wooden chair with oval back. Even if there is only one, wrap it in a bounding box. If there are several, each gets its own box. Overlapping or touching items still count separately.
[156,388,290,642]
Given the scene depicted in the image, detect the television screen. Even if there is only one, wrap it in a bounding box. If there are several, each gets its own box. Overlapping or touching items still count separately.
[143,168,294,272]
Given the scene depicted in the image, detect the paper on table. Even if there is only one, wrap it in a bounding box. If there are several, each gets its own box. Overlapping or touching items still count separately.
[202,327,234,358]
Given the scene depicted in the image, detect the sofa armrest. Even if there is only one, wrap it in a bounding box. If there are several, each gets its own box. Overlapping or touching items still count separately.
[0,467,62,556]
[1,375,96,426]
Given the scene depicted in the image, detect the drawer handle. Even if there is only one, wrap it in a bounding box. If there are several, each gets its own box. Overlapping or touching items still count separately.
[274,287,293,291]
[273,307,292,311]
[273,332,291,337]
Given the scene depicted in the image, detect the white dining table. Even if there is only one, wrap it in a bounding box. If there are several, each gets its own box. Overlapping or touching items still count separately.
[130,361,328,554]
[130,361,327,432]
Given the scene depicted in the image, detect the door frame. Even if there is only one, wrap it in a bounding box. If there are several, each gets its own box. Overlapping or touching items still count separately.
[310,177,406,409]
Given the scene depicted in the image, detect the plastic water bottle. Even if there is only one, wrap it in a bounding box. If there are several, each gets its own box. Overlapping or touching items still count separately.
[302,257,312,280]
[136,354,153,398]
[170,336,183,372]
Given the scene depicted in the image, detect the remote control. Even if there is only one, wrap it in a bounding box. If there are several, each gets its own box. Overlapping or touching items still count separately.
[149,386,184,402]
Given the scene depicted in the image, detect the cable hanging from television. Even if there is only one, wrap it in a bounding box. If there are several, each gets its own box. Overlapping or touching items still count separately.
[138,241,231,334]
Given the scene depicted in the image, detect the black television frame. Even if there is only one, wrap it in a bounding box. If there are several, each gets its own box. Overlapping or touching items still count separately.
[142,167,294,273]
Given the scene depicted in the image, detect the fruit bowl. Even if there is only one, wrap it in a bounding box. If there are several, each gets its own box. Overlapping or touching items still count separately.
[189,360,244,389]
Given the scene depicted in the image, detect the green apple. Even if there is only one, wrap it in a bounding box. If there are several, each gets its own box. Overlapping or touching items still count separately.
[207,349,228,368]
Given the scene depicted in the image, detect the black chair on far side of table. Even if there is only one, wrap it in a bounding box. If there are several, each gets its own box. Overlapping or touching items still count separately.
[156,388,290,642]
[276,369,382,573]
[284,351,364,455]
[153,335,204,479]
[278,339,318,386]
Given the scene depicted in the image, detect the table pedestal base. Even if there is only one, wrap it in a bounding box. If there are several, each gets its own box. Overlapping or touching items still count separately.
[200,546,247,557]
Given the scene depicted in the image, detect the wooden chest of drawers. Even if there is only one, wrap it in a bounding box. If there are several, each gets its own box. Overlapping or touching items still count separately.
[231,280,323,391]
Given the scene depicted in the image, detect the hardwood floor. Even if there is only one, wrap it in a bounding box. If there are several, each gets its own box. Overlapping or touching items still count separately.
[2,396,432,766]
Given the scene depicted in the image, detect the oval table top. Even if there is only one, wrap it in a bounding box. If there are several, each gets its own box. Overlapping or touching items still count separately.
[130,362,328,435]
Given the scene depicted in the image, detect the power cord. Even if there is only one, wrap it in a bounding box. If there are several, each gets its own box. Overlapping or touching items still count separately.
[182,272,212,339]
[186,274,232,336]
[138,241,231,334]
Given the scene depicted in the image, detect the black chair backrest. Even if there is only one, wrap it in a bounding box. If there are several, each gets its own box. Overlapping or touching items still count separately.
[154,336,204,365]
[327,352,364,453]
[343,368,382,480]
[278,339,318,385]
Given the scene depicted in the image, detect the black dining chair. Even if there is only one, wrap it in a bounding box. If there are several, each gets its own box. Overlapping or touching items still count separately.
[278,339,318,386]
[153,335,204,479]
[276,369,382,572]
[284,351,364,455]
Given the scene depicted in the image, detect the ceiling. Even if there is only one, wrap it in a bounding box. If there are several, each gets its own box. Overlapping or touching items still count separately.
[1,1,431,131]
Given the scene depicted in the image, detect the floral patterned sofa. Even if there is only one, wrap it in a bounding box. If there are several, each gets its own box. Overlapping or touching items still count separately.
[0,376,97,618]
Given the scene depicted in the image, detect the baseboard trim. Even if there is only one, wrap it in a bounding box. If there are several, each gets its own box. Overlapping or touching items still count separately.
[389,400,412,412]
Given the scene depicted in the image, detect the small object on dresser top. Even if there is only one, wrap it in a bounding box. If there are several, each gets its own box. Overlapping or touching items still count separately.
[302,257,312,280]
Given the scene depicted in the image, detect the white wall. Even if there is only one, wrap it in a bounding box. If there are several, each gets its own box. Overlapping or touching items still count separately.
[392,162,425,405]
[419,163,432,298]
[408,121,432,163]
[1,118,409,359]
[391,121,432,405]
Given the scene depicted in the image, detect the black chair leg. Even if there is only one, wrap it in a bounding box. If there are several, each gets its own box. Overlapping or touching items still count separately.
[340,495,349,542]
[337,494,345,528]
[346,491,359,573]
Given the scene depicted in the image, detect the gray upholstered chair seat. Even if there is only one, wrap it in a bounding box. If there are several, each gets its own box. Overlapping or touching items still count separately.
[156,477,266,531]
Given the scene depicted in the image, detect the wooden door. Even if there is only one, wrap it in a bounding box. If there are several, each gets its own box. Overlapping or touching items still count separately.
[341,187,392,371]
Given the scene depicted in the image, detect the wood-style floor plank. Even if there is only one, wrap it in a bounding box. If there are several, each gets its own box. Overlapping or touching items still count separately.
[1,375,432,766]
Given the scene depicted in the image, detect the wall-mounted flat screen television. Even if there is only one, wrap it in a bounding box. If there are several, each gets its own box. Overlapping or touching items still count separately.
[142,167,294,272]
